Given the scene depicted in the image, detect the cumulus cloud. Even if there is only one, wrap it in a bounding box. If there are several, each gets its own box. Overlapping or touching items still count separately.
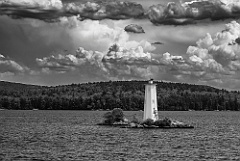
[103,44,155,67]
[147,0,240,25]
[102,44,155,78]
[0,54,28,74]
[36,42,184,79]
[124,24,145,33]
[174,21,240,80]
[36,43,155,78]
[36,47,106,73]
[0,0,144,22]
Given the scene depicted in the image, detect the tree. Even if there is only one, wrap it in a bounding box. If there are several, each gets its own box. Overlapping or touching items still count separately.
[103,108,124,124]
[111,108,124,122]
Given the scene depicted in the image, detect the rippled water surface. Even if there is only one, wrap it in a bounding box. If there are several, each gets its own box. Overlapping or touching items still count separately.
[1,110,240,161]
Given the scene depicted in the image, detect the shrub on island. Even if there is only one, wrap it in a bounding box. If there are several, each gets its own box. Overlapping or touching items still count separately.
[102,108,128,125]
[140,117,172,127]
[103,111,115,125]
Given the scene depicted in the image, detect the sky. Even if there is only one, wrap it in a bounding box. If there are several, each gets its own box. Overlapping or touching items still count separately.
[1,0,240,90]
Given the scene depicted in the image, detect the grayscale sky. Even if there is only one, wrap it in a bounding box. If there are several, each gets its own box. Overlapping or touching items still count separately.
[1,0,240,90]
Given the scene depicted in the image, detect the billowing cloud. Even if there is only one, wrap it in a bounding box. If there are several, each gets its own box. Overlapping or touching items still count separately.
[124,24,145,33]
[160,20,240,83]
[36,43,157,78]
[0,54,28,74]
[36,42,183,79]
[147,0,240,25]
[185,21,240,75]
[36,47,105,74]
[0,0,144,22]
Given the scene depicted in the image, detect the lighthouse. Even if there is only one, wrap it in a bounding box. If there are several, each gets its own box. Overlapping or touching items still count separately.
[143,79,158,121]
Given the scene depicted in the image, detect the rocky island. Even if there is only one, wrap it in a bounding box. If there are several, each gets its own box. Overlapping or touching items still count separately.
[98,108,194,129]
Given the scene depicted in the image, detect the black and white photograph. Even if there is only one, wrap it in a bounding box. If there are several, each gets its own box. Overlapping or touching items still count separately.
[1,0,240,160]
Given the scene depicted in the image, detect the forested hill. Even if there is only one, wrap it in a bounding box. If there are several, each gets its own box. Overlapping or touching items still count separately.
[0,80,239,111]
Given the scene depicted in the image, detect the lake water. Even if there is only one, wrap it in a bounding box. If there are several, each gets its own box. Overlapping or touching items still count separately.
[1,110,240,161]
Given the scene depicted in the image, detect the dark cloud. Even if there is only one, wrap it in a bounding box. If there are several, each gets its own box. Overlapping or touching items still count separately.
[0,0,64,21]
[2,0,240,26]
[124,24,145,33]
[152,41,164,45]
[235,37,240,44]
[0,0,145,21]
[64,1,145,20]
[147,0,240,25]
[0,6,63,22]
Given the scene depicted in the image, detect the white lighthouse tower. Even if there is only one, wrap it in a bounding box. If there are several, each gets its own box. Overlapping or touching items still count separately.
[143,79,158,121]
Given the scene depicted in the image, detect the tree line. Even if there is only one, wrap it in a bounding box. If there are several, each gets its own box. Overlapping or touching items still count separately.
[0,80,239,111]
